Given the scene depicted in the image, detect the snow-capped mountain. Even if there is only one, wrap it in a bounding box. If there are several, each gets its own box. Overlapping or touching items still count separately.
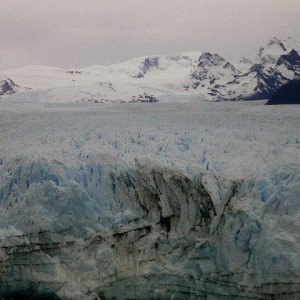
[212,37,300,101]
[0,37,299,103]
[0,53,203,103]
[183,52,240,99]
[256,37,288,66]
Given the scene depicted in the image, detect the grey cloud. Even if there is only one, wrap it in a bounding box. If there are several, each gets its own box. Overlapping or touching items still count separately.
[0,0,299,69]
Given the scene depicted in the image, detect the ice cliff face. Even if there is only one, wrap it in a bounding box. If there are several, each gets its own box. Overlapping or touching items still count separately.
[0,156,299,299]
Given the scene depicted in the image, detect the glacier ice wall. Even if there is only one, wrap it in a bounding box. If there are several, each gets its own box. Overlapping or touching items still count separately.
[0,156,300,299]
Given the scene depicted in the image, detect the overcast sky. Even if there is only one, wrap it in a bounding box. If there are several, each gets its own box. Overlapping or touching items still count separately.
[0,0,299,70]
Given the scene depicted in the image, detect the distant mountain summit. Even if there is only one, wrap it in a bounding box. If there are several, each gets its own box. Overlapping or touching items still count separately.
[181,36,300,101]
[256,37,287,66]
[0,37,299,103]
[182,52,238,99]
[214,37,300,101]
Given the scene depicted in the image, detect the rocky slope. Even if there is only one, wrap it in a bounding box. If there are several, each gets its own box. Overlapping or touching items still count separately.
[267,79,300,105]
[0,77,18,96]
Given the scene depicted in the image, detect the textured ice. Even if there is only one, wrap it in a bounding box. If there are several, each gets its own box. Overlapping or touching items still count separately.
[0,100,299,299]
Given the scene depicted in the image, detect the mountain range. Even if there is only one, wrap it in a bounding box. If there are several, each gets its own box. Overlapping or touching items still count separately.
[0,37,299,103]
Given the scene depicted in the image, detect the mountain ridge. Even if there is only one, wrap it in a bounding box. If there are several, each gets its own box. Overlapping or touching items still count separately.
[1,37,299,103]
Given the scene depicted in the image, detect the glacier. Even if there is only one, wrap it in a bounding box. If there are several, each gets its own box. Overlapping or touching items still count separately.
[0,100,299,299]
[0,157,300,299]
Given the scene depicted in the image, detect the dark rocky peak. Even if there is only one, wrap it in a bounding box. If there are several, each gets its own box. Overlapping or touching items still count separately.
[247,63,265,75]
[141,57,159,74]
[197,52,225,67]
[130,92,159,103]
[0,78,17,96]
[276,49,300,68]
[245,63,287,83]
[239,62,290,100]
[266,79,300,105]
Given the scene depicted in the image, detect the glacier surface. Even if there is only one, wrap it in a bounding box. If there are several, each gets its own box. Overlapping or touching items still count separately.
[0,101,299,299]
